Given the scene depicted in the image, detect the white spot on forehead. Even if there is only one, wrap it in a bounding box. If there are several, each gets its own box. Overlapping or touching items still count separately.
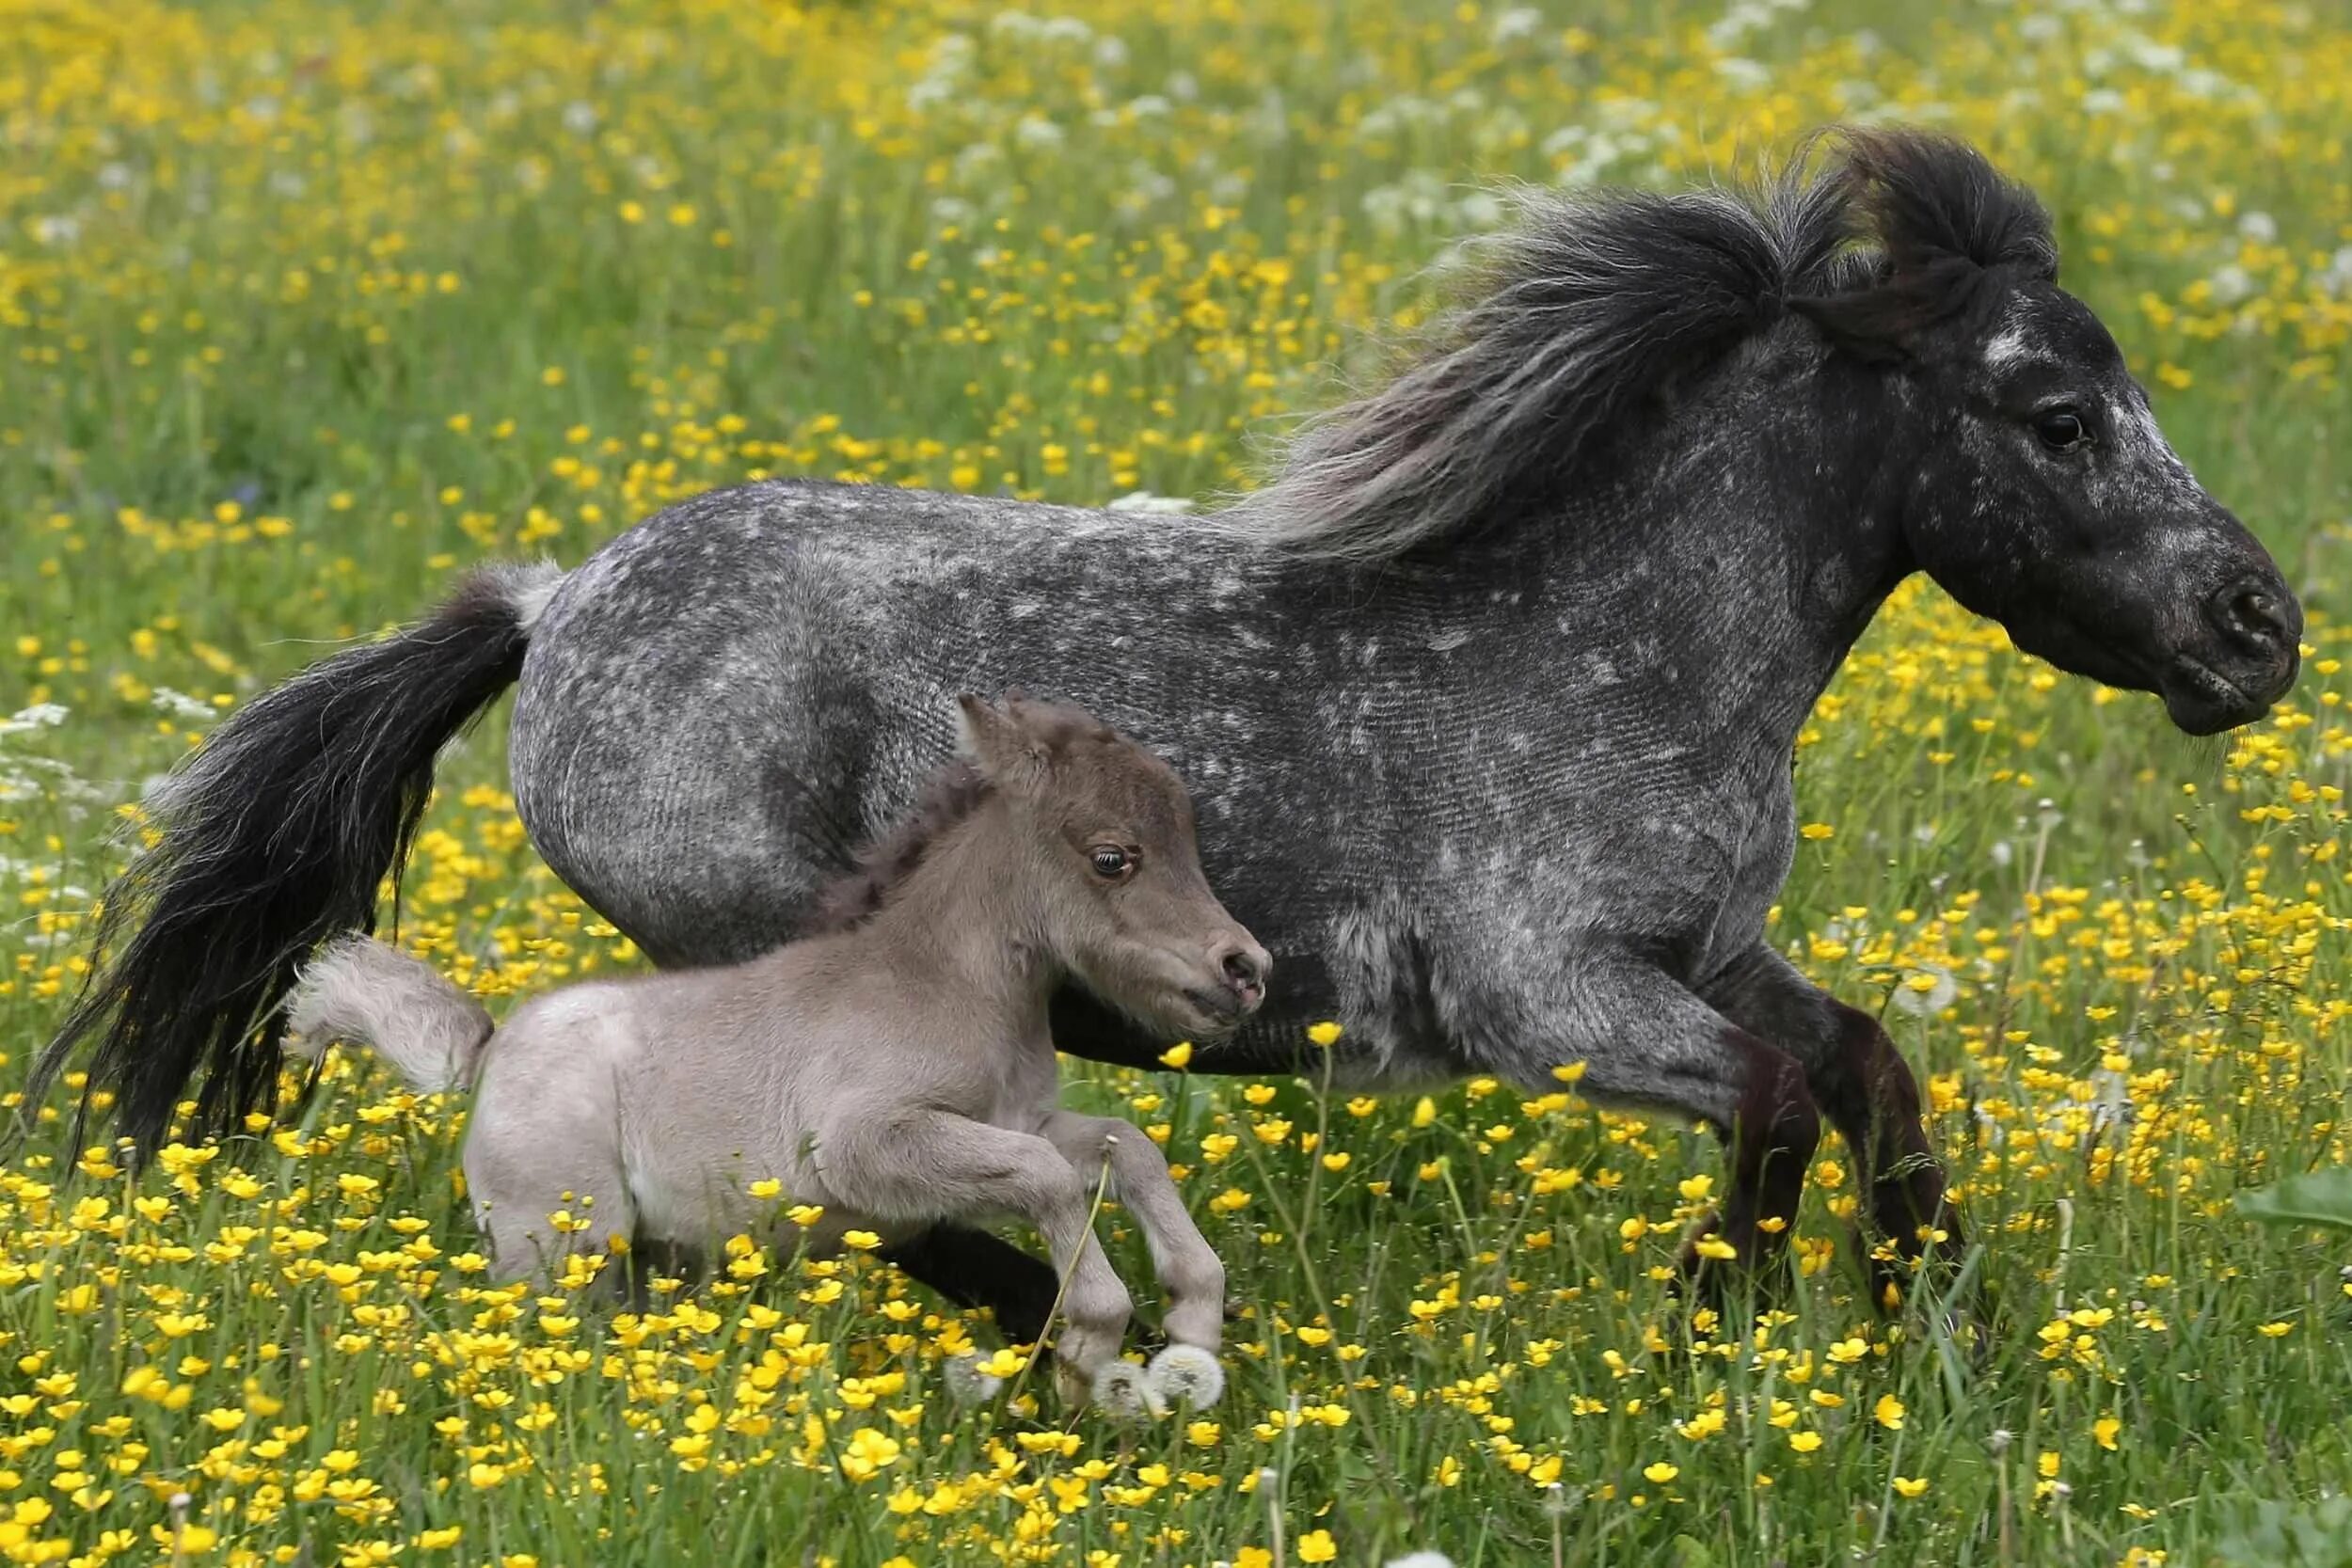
[1981,326,2037,371]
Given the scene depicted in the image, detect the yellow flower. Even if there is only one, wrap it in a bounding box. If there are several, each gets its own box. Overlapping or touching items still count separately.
[1799,822,1835,840]
[1306,1021,1343,1048]
[839,1427,902,1481]
[1296,1530,1337,1563]
[1873,1394,1905,1431]
[1159,1040,1194,1069]
[1643,1462,1679,1484]
[841,1229,882,1251]
[1550,1061,1588,1083]
[1788,1431,1823,1453]
[2093,1416,2121,1450]
[1893,1476,1929,1498]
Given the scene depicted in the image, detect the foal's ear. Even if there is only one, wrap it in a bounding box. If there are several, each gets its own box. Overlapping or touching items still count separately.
[955,693,1050,796]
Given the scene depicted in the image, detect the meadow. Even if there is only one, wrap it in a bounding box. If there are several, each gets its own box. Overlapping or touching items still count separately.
[3,0,2352,1561]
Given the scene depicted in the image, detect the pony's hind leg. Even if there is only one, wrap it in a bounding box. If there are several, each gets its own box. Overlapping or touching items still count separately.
[818,1112,1134,1393]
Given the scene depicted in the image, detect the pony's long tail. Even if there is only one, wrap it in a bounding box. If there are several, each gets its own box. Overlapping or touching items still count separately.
[30,562,563,1154]
[284,936,493,1096]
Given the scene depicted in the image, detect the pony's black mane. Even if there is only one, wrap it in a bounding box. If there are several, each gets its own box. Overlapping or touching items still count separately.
[801,760,993,936]
[1235,127,2058,562]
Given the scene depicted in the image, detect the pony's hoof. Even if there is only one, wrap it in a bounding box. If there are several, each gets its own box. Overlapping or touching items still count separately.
[943,1354,1006,1407]
[1144,1344,1225,1409]
[1090,1360,1164,1420]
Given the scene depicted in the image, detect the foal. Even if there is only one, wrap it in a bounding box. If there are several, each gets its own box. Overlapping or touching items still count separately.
[285,694,1270,1408]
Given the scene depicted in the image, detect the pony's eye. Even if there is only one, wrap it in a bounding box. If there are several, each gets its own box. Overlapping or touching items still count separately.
[2032,406,2089,452]
[1089,847,1133,879]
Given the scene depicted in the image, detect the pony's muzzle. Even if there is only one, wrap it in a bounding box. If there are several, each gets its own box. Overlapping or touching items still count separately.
[2203,574,2301,699]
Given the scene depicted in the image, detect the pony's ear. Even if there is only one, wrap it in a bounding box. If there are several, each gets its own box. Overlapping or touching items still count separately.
[955,693,1049,796]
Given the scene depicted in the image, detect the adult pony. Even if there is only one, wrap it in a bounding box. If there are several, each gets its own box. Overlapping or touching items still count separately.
[41,129,2299,1317]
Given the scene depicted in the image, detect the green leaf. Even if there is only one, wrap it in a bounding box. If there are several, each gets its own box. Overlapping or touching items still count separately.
[2236,1167,2352,1231]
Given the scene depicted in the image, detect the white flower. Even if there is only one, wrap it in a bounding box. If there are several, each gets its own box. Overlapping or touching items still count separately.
[151,689,220,724]
[1890,964,1958,1019]
[0,704,68,736]
[941,1354,1003,1406]
[1014,115,1066,150]
[1090,1360,1158,1420]
[1714,56,1772,90]
[1491,7,1542,43]
[1144,1344,1224,1408]
[2321,246,2352,297]
[1107,491,1196,515]
[2208,263,2254,306]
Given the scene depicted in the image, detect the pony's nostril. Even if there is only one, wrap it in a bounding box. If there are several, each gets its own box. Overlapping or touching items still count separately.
[2211,578,2293,655]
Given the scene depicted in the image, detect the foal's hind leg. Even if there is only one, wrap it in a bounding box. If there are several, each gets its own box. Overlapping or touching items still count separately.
[465,1069,637,1288]
[1704,945,1965,1307]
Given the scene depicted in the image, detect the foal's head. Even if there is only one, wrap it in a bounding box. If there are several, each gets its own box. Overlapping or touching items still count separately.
[1801,130,2300,735]
[956,694,1270,1037]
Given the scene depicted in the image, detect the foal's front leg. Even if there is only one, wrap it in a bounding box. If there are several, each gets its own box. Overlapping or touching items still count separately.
[1041,1110,1227,1353]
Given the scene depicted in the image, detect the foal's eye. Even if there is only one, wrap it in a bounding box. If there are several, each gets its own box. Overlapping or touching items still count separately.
[2032,405,2090,452]
[1089,847,1134,879]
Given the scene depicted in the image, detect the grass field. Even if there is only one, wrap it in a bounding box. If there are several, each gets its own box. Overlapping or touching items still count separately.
[4,0,2352,1562]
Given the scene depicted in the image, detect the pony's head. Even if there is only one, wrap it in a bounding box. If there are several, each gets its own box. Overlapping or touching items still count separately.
[1798,130,2299,734]
[1245,126,2299,736]
[955,693,1271,1039]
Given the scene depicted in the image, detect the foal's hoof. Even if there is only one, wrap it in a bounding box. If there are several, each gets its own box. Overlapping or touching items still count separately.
[1089,1360,1161,1421]
[1144,1344,1225,1410]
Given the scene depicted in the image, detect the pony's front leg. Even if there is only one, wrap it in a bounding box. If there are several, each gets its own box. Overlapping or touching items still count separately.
[1702,945,1966,1307]
[1041,1111,1228,1354]
[1490,951,1821,1292]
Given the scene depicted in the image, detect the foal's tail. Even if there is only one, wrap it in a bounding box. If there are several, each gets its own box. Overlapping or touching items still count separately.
[285,936,494,1096]
[30,562,562,1154]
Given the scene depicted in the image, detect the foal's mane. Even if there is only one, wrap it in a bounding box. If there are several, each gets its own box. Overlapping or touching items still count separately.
[800,701,1126,935]
[801,761,993,936]
[1232,127,2058,563]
